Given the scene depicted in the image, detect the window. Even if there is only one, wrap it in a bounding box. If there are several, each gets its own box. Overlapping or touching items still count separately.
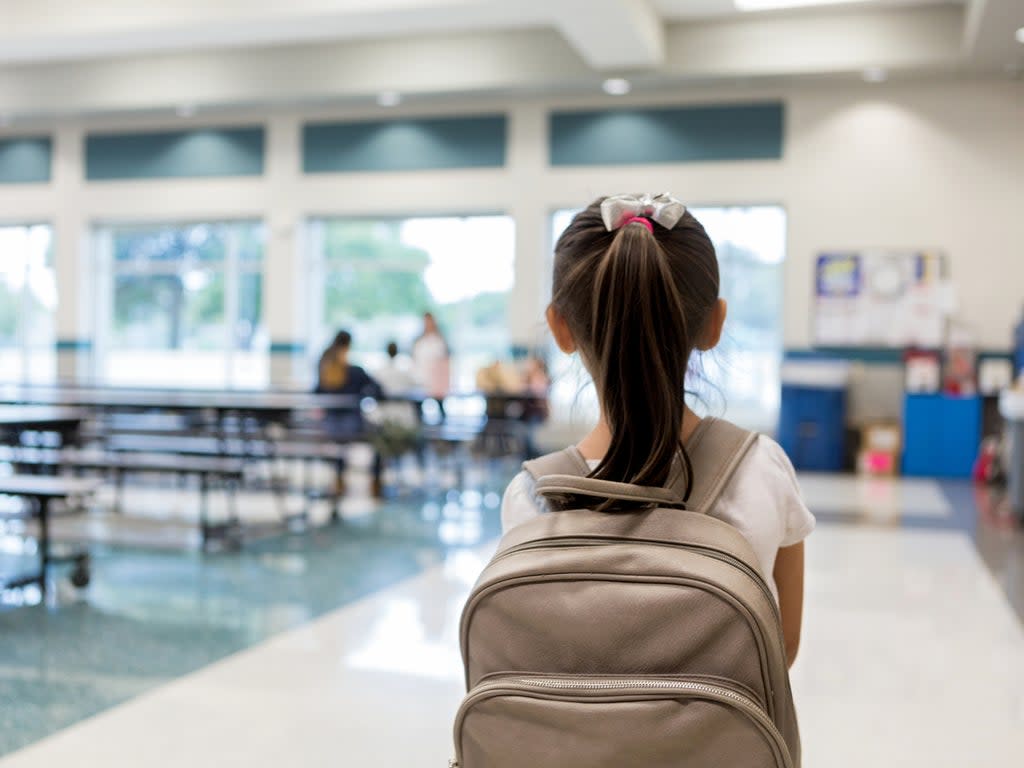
[307,216,515,391]
[548,206,786,430]
[0,224,57,383]
[93,221,267,389]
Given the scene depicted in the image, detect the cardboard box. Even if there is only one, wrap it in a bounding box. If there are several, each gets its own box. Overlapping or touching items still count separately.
[858,423,901,476]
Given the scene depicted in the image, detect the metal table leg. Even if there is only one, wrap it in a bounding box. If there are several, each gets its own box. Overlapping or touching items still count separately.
[37,496,50,597]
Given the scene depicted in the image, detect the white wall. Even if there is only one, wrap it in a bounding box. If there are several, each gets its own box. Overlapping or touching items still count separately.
[1,77,1021,386]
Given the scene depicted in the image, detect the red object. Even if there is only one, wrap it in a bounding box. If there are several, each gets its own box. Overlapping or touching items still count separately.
[972,439,998,484]
[624,216,654,233]
[861,450,896,475]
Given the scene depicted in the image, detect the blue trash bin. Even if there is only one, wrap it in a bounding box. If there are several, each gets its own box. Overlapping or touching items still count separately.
[777,361,850,472]
[901,394,981,478]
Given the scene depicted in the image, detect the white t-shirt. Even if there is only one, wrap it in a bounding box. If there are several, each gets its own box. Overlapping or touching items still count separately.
[412,333,450,395]
[501,435,815,600]
[374,356,417,395]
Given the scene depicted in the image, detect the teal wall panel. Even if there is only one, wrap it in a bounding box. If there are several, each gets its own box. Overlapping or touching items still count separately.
[270,342,306,355]
[785,347,904,365]
[303,116,507,173]
[85,127,264,180]
[56,339,93,352]
[549,103,784,166]
[0,137,52,183]
[786,347,1014,366]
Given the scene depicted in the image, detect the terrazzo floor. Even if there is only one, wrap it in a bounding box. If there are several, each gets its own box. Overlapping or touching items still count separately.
[0,467,1021,766]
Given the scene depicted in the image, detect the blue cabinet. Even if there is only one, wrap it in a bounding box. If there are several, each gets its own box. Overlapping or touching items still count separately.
[778,386,847,471]
[902,394,981,478]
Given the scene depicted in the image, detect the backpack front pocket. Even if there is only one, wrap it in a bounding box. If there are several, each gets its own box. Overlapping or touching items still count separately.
[453,674,793,768]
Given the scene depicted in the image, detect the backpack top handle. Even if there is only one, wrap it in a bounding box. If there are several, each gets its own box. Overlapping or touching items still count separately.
[535,475,688,510]
[525,418,759,515]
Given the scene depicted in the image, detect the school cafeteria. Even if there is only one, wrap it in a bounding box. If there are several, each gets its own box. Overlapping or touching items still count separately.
[0,1,1023,766]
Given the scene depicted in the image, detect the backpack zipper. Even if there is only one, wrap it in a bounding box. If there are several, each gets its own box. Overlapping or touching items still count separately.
[453,675,793,768]
[473,670,764,706]
[461,561,783,720]
[516,677,791,766]
[489,535,779,623]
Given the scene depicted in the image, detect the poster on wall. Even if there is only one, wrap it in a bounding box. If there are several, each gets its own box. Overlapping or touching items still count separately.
[813,250,947,348]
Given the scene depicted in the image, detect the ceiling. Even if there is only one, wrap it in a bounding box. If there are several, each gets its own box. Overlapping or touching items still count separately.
[0,0,1020,119]
[651,0,958,20]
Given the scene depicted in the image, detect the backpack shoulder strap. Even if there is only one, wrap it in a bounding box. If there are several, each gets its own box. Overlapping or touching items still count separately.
[522,446,591,483]
[678,417,759,514]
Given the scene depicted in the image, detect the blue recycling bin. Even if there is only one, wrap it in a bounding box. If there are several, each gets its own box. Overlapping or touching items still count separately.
[778,384,848,471]
[777,359,850,472]
[901,394,981,478]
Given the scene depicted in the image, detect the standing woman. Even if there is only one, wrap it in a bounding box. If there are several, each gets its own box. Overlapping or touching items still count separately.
[412,312,451,415]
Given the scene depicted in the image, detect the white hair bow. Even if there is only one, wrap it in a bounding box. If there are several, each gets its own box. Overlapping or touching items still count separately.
[600,193,687,232]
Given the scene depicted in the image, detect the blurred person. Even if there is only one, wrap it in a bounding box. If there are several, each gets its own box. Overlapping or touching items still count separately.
[368,341,421,454]
[412,311,451,421]
[523,356,551,397]
[374,341,417,396]
[521,355,551,425]
[315,330,385,498]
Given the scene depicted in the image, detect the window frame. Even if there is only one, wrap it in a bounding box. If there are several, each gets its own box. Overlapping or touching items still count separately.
[0,221,56,384]
[304,212,516,390]
[91,218,267,390]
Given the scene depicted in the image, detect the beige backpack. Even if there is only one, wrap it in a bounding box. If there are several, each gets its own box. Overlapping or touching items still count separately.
[453,418,800,768]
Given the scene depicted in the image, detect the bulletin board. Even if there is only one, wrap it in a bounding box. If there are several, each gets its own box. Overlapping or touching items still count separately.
[813,251,948,348]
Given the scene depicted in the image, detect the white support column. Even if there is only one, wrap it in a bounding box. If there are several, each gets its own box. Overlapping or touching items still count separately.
[51,124,90,382]
[264,115,305,389]
[506,103,551,356]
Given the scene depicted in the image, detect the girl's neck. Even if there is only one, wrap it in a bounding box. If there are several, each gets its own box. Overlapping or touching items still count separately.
[577,406,702,463]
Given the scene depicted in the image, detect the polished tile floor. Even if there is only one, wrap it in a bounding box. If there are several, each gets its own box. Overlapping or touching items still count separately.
[0,468,1022,766]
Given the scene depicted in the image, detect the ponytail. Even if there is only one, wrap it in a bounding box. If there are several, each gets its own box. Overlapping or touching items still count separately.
[551,199,720,512]
[589,222,692,504]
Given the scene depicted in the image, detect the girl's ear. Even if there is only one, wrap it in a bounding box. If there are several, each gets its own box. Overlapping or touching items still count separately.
[546,305,577,354]
[697,299,728,352]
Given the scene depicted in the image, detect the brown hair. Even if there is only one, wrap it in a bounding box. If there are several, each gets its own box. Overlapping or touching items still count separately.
[318,329,353,389]
[552,198,720,507]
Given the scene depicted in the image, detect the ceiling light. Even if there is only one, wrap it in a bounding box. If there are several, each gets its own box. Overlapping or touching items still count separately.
[862,67,888,83]
[1016,27,1024,44]
[377,91,401,107]
[602,78,632,96]
[735,0,870,10]
[176,104,197,118]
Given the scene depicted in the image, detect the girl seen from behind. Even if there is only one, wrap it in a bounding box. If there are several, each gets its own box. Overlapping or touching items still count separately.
[500,194,815,665]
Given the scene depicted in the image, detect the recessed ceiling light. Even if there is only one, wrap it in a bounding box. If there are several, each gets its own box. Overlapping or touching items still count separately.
[862,67,888,83]
[176,104,197,118]
[735,0,870,10]
[602,78,632,96]
[1015,27,1024,44]
[377,91,401,107]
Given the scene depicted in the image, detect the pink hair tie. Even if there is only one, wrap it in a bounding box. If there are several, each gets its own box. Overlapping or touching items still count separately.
[624,216,654,233]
